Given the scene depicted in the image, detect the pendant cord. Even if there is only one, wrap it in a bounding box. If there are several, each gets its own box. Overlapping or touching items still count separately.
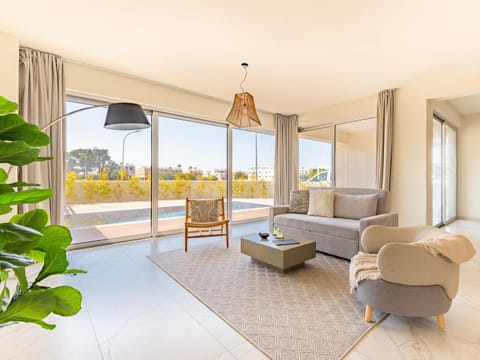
[239,63,248,92]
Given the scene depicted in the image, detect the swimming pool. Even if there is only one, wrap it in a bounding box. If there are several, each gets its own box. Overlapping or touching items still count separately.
[64,201,269,228]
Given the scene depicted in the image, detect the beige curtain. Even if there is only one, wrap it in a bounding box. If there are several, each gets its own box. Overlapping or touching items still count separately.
[376,89,394,191]
[19,47,65,224]
[274,114,299,205]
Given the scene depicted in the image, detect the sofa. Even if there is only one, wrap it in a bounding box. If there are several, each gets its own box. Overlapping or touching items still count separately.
[269,187,398,259]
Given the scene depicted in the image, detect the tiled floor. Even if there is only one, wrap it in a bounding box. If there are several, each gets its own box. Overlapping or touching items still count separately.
[0,220,479,359]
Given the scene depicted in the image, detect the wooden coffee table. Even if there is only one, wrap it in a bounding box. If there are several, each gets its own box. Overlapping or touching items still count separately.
[240,234,316,272]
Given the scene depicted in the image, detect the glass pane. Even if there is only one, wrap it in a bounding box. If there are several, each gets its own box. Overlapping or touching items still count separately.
[65,101,152,245]
[299,126,333,189]
[445,125,457,222]
[157,117,227,233]
[232,129,274,222]
[335,119,376,188]
[432,119,442,225]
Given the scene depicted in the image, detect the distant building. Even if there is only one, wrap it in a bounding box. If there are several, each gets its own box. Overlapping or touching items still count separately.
[248,167,274,181]
[135,166,151,179]
[206,168,227,180]
[124,163,136,177]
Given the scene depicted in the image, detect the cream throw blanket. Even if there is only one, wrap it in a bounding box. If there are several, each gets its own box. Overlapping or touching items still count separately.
[414,233,476,264]
[349,252,380,293]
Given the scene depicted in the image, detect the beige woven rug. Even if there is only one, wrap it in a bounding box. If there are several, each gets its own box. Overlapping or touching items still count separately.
[149,238,382,360]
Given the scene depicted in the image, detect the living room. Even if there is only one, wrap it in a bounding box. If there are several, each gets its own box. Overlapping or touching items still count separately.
[1,1,480,359]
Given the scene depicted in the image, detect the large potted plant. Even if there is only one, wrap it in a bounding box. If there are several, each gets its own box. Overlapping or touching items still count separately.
[0,96,84,329]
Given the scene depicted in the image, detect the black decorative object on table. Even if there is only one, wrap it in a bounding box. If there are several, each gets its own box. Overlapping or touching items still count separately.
[259,232,269,240]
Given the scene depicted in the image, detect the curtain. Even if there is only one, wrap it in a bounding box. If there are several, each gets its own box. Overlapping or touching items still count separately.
[376,89,394,191]
[274,114,299,205]
[19,47,65,224]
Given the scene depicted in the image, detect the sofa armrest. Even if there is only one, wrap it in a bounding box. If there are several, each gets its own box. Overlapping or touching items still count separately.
[269,205,290,233]
[377,243,459,299]
[359,213,398,237]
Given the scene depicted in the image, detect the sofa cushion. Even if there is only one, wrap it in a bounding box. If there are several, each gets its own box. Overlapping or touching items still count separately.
[307,189,334,217]
[274,213,360,241]
[288,190,309,214]
[334,193,377,220]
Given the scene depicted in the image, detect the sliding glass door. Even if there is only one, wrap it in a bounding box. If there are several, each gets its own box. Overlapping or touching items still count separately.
[65,100,152,245]
[157,116,227,234]
[432,116,457,226]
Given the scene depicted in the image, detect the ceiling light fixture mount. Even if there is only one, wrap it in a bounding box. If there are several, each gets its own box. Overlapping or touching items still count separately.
[225,62,262,128]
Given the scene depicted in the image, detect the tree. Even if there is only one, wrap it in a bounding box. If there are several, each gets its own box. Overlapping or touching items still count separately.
[66,148,111,177]
[234,171,248,180]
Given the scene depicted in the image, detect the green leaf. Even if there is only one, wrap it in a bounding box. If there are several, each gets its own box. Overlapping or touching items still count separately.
[0,140,41,166]
[1,284,10,311]
[32,319,56,330]
[63,269,87,275]
[0,114,49,146]
[10,209,49,231]
[0,96,18,115]
[13,267,28,294]
[48,286,82,316]
[0,204,12,215]
[26,249,45,263]
[0,222,43,242]
[0,168,7,183]
[0,269,7,281]
[0,289,56,327]
[0,251,35,270]
[0,188,52,206]
[35,248,68,283]
[8,182,41,188]
[0,184,13,194]
[36,225,72,251]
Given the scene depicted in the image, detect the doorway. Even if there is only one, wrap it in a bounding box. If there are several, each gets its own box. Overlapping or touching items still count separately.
[432,116,457,226]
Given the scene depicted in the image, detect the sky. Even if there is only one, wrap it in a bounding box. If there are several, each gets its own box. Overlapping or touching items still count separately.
[66,101,331,171]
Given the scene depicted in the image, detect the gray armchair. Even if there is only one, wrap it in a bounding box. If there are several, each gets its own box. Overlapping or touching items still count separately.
[355,225,467,330]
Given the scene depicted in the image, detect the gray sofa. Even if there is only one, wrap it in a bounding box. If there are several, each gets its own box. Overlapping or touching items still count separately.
[269,188,398,259]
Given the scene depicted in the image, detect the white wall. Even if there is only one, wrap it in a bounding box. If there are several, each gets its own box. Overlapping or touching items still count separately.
[336,130,376,188]
[65,62,275,130]
[0,31,19,101]
[458,115,480,220]
[299,63,480,226]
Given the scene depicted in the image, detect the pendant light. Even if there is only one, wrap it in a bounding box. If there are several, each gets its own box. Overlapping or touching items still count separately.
[225,63,262,127]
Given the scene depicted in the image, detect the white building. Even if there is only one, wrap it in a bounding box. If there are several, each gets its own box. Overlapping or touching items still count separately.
[247,167,274,181]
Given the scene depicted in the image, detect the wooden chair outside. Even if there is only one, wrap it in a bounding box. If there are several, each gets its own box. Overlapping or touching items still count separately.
[184,197,229,252]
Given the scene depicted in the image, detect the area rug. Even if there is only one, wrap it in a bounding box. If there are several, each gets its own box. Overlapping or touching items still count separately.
[149,238,384,360]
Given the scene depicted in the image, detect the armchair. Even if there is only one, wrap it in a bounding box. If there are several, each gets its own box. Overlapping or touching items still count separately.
[352,225,476,330]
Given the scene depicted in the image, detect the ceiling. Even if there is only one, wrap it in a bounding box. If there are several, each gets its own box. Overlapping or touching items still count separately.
[448,94,480,116]
[2,1,480,114]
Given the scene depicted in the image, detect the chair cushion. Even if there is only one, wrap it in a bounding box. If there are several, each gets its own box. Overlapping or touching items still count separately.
[307,189,335,217]
[190,200,218,222]
[334,193,377,220]
[288,190,309,214]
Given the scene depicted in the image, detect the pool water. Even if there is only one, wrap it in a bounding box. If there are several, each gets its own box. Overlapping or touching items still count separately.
[64,201,269,228]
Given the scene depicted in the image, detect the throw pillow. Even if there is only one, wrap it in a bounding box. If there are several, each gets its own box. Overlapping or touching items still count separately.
[288,190,309,214]
[334,193,377,220]
[190,200,219,222]
[307,189,335,217]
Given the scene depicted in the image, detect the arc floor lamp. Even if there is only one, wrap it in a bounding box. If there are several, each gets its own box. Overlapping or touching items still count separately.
[42,102,151,132]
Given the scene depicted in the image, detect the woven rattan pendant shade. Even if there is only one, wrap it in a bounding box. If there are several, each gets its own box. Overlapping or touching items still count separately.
[225,92,261,127]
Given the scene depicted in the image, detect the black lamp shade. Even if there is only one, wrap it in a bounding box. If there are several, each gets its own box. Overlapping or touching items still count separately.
[104,103,150,130]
